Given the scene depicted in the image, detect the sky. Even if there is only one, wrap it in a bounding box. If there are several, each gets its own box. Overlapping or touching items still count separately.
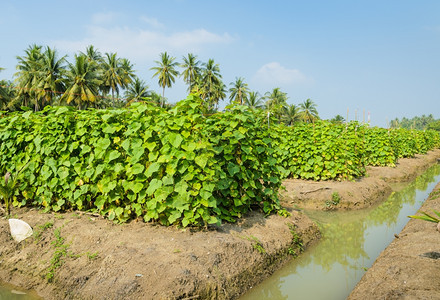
[0,0,439,127]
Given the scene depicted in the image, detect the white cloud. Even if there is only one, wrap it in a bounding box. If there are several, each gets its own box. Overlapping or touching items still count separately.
[139,16,164,29]
[252,62,313,87]
[51,24,234,64]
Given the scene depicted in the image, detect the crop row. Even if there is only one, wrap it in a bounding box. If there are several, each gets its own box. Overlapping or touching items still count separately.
[0,95,439,225]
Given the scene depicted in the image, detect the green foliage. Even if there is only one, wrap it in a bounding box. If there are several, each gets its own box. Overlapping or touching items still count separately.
[408,210,440,223]
[362,127,396,167]
[273,121,365,181]
[0,94,439,227]
[0,95,282,226]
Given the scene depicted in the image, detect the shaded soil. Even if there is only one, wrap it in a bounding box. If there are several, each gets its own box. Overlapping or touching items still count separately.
[0,149,439,299]
[348,181,440,300]
[281,149,440,210]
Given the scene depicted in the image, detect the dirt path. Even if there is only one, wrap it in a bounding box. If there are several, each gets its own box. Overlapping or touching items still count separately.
[0,149,439,299]
[348,180,440,299]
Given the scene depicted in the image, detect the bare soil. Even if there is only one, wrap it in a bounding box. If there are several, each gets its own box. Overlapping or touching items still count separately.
[0,206,319,300]
[0,149,439,300]
[348,180,440,300]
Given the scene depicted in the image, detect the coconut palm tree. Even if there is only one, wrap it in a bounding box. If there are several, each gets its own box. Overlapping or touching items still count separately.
[120,58,135,88]
[101,52,125,107]
[299,98,319,123]
[244,91,264,109]
[228,77,249,105]
[264,88,288,122]
[61,54,102,110]
[200,58,222,108]
[124,77,150,106]
[150,51,179,107]
[181,53,201,92]
[282,104,301,126]
[81,45,103,64]
[14,44,43,111]
[330,114,345,124]
[0,68,9,110]
[35,46,67,108]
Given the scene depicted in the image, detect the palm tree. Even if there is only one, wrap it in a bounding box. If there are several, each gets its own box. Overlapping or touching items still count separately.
[200,58,222,108]
[101,52,125,106]
[120,58,135,89]
[124,77,150,106]
[61,54,102,110]
[228,77,249,105]
[282,104,301,126]
[244,91,264,109]
[299,98,319,123]
[35,46,67,108]
[81,45,103,63]
[264,88,288,122]
[14,44,43,111]
[150,51,179,107]
[330,114,345,124]
[181,53,201,92]
[211,81,227,109]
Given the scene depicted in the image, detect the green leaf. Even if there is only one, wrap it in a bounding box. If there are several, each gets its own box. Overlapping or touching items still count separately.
[108,150,121,162]
[169,133,183,148]
[195,154,209,169]
[131,182,144,194]
[145,162,161,177]
[146,179,163,196]
[227,162,240,176]
[131,163,145,175]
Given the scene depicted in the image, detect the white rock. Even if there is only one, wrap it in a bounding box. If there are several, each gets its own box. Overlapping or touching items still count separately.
[8,219,33,242]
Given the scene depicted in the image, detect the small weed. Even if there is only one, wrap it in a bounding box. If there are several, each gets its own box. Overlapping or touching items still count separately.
[86,251,99,260]
[248,236,266,254]
[238,234,266,254]
[46,227,69,282]
[430,190,440,200]
[408,210,440,223]
[173,249,181,253]
[33,221,54,243]
[287,223,304,257]
[277,208,291,218]
[325,191,341,208]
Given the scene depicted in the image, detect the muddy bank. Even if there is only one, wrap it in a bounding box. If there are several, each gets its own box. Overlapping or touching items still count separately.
[348,180,440,299]
[281,149,440,210]
[0,207,319,300]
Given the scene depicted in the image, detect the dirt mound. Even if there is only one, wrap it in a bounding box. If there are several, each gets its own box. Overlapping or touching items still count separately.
[0,207,319,300]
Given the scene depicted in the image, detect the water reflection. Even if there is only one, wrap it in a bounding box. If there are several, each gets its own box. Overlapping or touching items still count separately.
[241,164,440,300]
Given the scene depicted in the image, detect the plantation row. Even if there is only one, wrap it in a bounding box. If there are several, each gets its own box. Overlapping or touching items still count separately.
[0,95,439,226]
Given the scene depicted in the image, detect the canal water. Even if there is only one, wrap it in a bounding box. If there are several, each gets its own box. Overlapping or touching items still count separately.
[241,164,440,300]
[0,280,42,300]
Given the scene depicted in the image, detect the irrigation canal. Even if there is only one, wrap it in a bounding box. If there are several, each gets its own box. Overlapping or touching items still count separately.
[240,163,440,300]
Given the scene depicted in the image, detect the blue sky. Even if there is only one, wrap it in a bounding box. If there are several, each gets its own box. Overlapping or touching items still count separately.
[1,0,439,127]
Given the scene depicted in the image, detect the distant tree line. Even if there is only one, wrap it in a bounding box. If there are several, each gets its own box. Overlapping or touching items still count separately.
[390,114,440,131]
